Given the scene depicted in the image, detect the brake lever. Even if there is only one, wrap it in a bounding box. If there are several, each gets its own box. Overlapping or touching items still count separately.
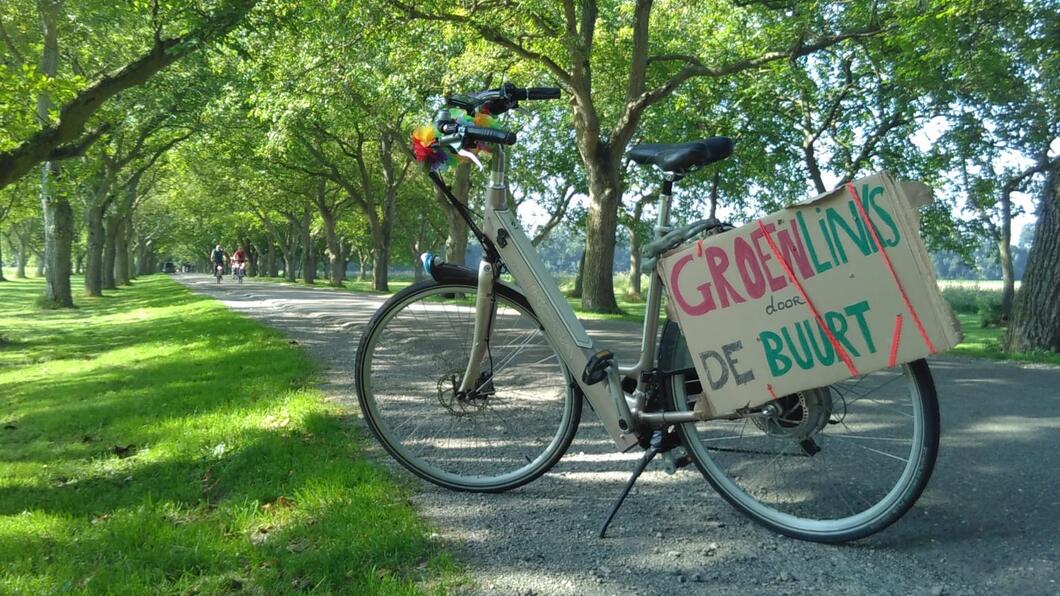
[457,149,484,169]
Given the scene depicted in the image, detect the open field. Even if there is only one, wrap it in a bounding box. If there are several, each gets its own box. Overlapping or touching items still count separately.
[0,276,459,594]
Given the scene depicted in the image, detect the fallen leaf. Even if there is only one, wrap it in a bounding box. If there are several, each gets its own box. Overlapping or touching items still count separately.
[111,444,135,458]
[80,435,93,443]
[90,514,111,525]
[286,540,308,553]
[262,415,290,430]
[250,525,274,546]
[262,495,295,512]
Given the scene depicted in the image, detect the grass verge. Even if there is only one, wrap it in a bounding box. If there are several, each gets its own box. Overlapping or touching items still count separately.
[948,313,1060,366]
[0,276,460,594]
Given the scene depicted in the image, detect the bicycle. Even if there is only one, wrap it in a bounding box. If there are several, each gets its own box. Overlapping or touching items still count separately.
[214,263,224,283]
[233,262,246,284]
[354,84,940,544]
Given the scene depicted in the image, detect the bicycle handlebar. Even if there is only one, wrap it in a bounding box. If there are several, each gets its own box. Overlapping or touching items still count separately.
[446,82,562,116]
[435,83,560,150]
[464,125,518,145]
[522,87,562,100]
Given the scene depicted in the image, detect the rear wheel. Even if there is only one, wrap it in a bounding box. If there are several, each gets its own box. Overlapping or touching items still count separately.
[355,280,581,492]
[663,322,940,542]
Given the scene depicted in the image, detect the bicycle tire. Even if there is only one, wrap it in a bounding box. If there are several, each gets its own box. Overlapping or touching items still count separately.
[663,321,940,543]
[355,280,581,492]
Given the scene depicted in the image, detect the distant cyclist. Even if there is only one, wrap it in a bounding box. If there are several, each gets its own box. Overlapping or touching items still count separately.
[231,245,248,281]
[210,244,226,281]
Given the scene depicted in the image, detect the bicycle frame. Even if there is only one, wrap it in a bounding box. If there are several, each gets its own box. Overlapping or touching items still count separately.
[445,144,706,451]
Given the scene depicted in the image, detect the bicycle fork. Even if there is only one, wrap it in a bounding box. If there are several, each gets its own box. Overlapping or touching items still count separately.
[457,259,499,395]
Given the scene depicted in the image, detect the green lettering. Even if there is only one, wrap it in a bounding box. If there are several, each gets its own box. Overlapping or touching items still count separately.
[796,211,832,274]
[803,319,835,366]
[828,205,871,263]
[817,209,840,266]
[760,331,791,376]
[785,323,815,370]
[843,300,877,354]
[866,186,900,248]
[825,311,861,358]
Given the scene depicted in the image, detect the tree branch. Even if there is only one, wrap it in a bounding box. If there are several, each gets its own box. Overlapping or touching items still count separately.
[389,1,573,86]
[46,123,112,160]
[0,18,25,66]
[0,0,259,190]
[613,24,886,146]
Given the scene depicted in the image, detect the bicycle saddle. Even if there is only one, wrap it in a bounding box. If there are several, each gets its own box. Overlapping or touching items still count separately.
[627,137,733,173]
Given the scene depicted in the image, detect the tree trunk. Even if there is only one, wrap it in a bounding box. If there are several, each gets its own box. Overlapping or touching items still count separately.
[37,2,73,307]
[1007,161,1060,352]
[41,164,74,306]
[804,141,828,194]
[300,205,316,285]
[115,217,131,285]
[438,162,470,266]
[283,250,296,281]
[84,204,105,296]
[15,231,28,278]
[998,189,1015,321]
[102,214,119,290]
[570,250,585,298]
[266,244,277,277]
[372,230,389,292]
[322,214,342,286]
[357,251,369,280]
[338,241,349,283]
[581,153,622,312]
[135,240,151,276]
[0,237,6,281]
[246,242,258,277]
[627,224,641,299]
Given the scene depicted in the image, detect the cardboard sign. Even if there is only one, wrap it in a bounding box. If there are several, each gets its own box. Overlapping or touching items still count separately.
[657,172,961,417]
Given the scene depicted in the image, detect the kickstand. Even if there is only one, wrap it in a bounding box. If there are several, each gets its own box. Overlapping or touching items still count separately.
[598,430,663,538]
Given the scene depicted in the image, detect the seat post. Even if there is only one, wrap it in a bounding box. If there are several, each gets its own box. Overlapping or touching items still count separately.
[655,172,679,240]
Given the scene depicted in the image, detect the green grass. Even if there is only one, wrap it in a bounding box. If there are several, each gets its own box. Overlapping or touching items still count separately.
[0,276,461,594]
[949,313,1060,366]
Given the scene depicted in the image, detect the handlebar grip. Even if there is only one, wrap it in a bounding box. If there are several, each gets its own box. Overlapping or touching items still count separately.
[526,87,561,100]
[463,125,516,145]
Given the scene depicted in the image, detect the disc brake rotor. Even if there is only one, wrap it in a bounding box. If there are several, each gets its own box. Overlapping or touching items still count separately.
[436,371,493,417]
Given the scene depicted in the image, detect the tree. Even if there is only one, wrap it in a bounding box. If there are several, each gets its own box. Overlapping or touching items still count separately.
[397,0,892,311]
[0,0,261,190]
[1008,158,1060,352]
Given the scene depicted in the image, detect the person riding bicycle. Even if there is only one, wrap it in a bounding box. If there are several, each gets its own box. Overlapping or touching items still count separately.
[231,245,248,276]
[210,244,226,274]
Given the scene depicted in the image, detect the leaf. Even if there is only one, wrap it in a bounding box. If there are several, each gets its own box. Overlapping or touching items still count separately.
[250,525,274,545]
[261,495,295,512]
[111,444,136,458]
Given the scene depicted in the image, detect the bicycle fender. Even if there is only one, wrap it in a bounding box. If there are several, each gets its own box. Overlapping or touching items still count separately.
[426,261,478,285]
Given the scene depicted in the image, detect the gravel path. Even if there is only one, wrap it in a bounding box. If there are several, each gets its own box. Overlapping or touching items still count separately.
[178,274,1059,596]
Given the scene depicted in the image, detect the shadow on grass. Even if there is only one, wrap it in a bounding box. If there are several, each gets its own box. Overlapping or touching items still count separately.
[0,275,455,593]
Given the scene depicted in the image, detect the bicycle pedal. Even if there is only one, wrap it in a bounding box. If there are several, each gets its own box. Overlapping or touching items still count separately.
[582,350,614,386]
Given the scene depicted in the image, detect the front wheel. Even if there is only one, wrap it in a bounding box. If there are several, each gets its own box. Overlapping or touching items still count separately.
[667,326,939,542]
[355,280,581,492]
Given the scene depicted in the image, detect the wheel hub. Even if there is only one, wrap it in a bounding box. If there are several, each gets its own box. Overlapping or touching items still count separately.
[753,387,833,440]
[436,371,494,417]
